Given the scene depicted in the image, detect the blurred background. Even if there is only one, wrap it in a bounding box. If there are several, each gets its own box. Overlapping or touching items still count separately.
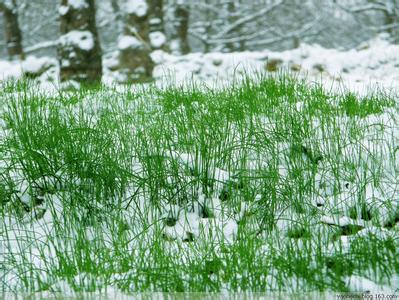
[0,0,398,87]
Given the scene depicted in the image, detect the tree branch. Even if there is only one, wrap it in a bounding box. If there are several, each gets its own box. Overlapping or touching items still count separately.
[213,0,285,39]
[25,40,58,54]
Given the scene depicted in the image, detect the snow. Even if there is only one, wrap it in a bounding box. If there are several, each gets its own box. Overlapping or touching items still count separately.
[149,34,399,95]
[214,168,230,183]
[117,35,142,50]
[222,219,238,242]
[1,33,399,291]
[149,31,166,49]
[21,55,55,75]
[2,0,14,9]
[58,5,69,15]
[1,34,398,95]
[59,30,94,51]
[125,0,148,17]
[0,60,22,80]
[345,275,394,293]
[68,0,89,10]
[149,18,162,26]
[169,40,182,56]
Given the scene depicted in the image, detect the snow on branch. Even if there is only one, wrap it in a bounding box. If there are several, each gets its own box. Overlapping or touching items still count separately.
[246,17,322,47]
[25,40,58,54]
[213,0,285,39]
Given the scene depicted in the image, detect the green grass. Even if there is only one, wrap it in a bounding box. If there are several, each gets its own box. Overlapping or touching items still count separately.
[0,74,398,294]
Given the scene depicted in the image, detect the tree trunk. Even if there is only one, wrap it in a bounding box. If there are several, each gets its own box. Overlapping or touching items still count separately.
[58,0,102,83]
[171,1,190,55]
[115,0,154,83]
[110,0,123,36]
[203,0,212,53]
[383,6,399,43]
[225,1,236,52]
[0,0,24,60]
[148,0,167,50]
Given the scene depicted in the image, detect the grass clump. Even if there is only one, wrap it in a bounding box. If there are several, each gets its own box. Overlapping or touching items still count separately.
[0,74,398,294]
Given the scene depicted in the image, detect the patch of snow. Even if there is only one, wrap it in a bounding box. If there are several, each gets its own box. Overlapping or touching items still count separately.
[22,56,55,75]
[68,0,89,10]
[209,197,222,216]
[169,151,195,170]
[61,59,71,68]
[238,201,250,219]
[222,218,238,243]
[345,275,393,292]
[149,18,161,26]
[164,204,181,218]
[59,30,94,51]
[103,52,119,71]
[149,31,166,49]
[0,60,22,79]
[58,5,69,15]
[320,215,359,227]
[355,226,391,240]
[59,79,81,90]
[169,40,181,55]
[125,0,148,17]
[117,35,142,50]
[164,211,200,241]
[150,34,399,94]
[213,168,230,183]
[3,0,14,9]
[254,194,262,202]
[150,50,167,64]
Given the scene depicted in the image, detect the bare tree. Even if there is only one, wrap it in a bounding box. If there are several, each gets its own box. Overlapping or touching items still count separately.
[114,0,154,83]
[223,0,239,52]
[0,0,24,60]
[58,0,103,83]
[366,0,399,42]
[189,0,321,52]
[170,0,190,55]
[334,0,399,43]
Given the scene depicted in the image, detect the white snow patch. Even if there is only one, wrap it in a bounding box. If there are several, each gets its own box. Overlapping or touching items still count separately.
[150,34,399,94]
[22,56,55,75]
[117,35,142,50]
[214,168,230,183]
[149,31,166,49]
[164,211,200,241]
[58,5,69,15]
[125,0,148,17]
[355,226,391,240]
[222,218,238,243]
[68,0,88,9]
[3,0,14,9]
[149,18,161,26]
[169,40,181,55]
[0,60,22,79]
[61,59,71,68]
[150,50,167,64]
[320,215,359,227]
[59,30,94,51]
[345,275,393,292]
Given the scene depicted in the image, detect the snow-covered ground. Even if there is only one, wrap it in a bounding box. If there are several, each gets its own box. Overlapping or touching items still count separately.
[0,34,398,95]
[147,34,399,95]
[0,35,398,295]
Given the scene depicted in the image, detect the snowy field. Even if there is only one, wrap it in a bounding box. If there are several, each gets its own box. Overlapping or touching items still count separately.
[0,35,398,95]
[0,36,398,296]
